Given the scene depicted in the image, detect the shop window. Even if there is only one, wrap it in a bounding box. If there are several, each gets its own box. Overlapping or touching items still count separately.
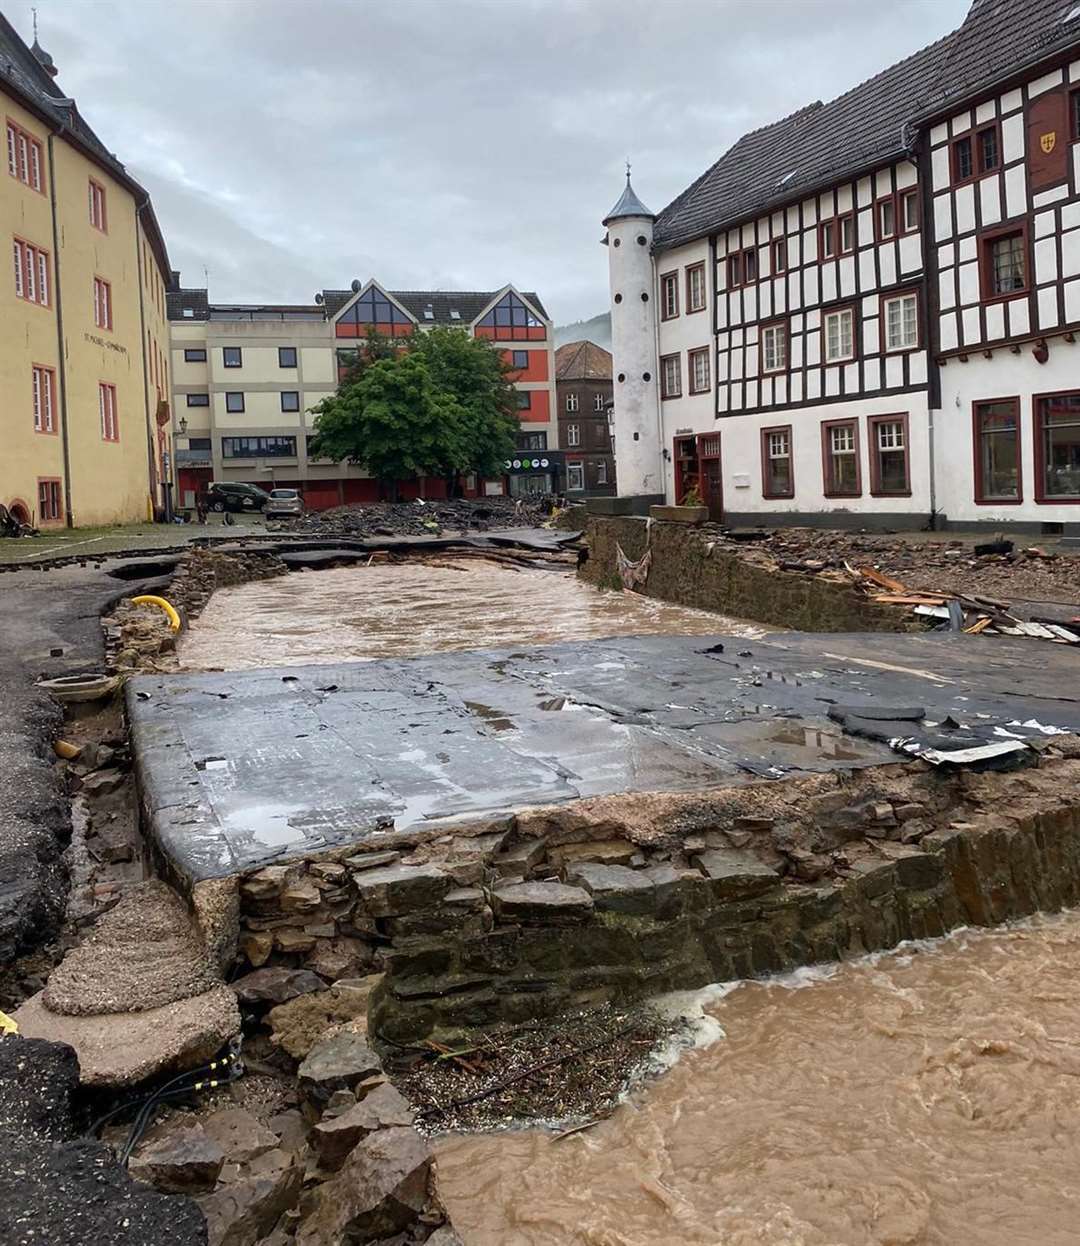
[1036,392,1080,501]
[974,398,1020,502]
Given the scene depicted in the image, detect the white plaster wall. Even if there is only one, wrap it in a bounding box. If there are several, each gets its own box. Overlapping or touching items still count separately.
[608,212,662,495]
[660,393,932,516]
[936,336,1080,524]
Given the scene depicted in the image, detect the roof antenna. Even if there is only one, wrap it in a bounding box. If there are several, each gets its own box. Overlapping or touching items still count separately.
[32,6,37,39]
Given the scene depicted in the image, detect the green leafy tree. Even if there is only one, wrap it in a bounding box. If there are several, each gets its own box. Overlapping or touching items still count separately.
[410,328,521,489]
[308,351,466,499]
[309,324,522,497]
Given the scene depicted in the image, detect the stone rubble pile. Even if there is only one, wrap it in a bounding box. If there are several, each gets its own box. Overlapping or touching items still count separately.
[124,1031,460,1246]
[280,497,551,539]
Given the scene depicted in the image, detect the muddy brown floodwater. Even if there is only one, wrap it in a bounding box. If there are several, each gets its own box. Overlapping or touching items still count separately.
[437,913,1080,1246]
[178,561,761,669]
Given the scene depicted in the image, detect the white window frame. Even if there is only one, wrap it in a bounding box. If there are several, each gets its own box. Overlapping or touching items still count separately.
[883,292,919,352]
[593,392,605,411]
[567,462,585,491]
[661,272,679,318]
[823,308,855,363]
[566,423,581,447]
[565,392,579,413]
[98,382,118,441]
[32,364,55,433]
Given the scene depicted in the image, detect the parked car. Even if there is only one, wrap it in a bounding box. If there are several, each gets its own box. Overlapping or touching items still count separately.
[264,488,304,519]
[201,482,272,513]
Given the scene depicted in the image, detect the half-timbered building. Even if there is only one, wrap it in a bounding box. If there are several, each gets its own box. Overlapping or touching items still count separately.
[606,0,1080,534]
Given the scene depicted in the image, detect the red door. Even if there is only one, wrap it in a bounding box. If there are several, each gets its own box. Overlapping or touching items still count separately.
[697,433,722,521]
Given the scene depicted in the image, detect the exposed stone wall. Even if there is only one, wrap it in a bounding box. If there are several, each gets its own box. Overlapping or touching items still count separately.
[104,548,288,672]
[580,515,914,632]
[227,749,1080,1049]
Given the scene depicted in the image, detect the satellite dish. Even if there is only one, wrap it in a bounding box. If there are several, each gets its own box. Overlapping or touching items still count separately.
[350,279,361,293]
[314,292,324,305]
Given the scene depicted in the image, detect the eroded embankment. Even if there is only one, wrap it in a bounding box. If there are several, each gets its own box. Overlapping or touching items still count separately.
[220,747,1080,1051]
[580,514,916,632]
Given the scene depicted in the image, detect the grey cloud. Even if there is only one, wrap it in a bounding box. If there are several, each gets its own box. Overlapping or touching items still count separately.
[24,0,969,321]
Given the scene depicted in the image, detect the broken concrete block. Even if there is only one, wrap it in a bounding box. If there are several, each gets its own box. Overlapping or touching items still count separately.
[563,863,655,914]
[693,850,781,900]
[129,1122,225,1194]
[352,864,451,917]
[202,1108,280,1165]
[310,1082,415,1171]
[491,881,594,925]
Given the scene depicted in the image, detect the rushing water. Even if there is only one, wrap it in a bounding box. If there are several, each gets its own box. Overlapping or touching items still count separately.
[178,561,760,669]
[436,912,1080,1246]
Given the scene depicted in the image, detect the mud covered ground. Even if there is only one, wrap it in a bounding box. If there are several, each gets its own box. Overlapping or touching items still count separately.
[273,496,557,539]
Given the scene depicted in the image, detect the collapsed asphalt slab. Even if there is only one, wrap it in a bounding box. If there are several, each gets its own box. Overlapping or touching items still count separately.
[129,630,1080,884]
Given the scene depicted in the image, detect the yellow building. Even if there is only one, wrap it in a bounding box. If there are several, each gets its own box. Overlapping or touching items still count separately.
[0,13,172,528]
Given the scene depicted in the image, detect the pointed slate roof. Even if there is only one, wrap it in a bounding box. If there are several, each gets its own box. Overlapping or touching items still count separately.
[603,174,654,225]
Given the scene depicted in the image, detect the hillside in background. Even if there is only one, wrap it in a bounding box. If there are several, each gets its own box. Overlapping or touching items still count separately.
[555,311,610,350]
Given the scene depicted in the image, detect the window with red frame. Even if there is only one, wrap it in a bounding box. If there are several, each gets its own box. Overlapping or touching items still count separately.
[32,364,56,433]
[762,426,794,498]
[37,479,61,522]
[6,120,42,191]
[13,237,49,305]
[772,237,787,272]
[660,353,682,399]
[981,227,1028,299]
[686,263,706,312]
[951,134,973,183]
[660,272,679,318]
[688,347,710,394]
[88,178,107,231]
[99,382,119,441]
[974,399,1020,501]
[869,416,910,495]
[1037,392,1080,500]
[93,277,113,329]
[977,124,1000,174]
[823,420,860,495]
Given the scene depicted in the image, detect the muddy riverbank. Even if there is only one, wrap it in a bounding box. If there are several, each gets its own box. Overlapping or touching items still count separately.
[437,910,1080,1246]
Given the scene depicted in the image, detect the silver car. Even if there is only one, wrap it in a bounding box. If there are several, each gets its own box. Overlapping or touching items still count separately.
[264,488,304,519]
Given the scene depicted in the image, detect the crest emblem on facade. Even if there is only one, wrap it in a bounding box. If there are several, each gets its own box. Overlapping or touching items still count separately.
[1041,131,1057,154]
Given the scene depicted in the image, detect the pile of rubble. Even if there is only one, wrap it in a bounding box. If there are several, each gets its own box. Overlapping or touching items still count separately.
[103,549,288,673]
[279,497,552,539]
[116,1024,460,1246]
[708,527,1080,641]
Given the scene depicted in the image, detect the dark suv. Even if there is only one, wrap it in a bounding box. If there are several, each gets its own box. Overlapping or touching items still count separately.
[202,482,272,513]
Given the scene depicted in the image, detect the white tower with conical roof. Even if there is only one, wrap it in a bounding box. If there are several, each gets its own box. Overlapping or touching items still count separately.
[604,170,662,505]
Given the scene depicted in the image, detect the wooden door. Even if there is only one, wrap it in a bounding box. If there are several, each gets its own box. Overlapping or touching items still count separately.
[697,433,723,521]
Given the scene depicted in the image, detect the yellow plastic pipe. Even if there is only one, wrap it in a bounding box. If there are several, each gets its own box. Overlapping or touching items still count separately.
[131,594,181,632]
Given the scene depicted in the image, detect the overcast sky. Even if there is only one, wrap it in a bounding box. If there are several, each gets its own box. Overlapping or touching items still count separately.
[21,0,970,323]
